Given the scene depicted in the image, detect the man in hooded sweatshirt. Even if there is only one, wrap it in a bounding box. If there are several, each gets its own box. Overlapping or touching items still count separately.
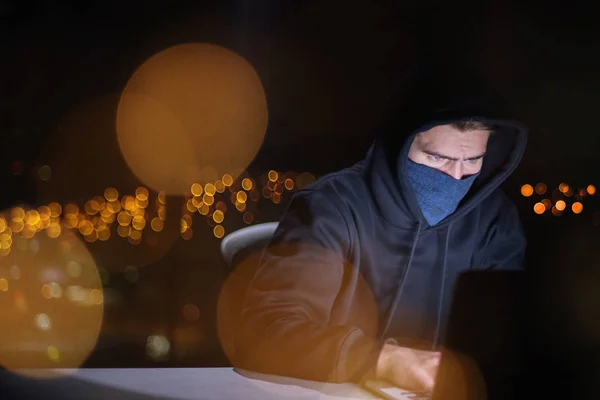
[231,77,528,393]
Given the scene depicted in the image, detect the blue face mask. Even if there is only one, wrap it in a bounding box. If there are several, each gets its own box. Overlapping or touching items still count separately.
[404,159,479,226]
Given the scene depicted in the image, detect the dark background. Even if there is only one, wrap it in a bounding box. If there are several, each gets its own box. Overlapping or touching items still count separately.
[2,0,600,398]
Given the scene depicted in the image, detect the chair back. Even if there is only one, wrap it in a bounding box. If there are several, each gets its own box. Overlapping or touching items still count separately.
[220,222,279,269]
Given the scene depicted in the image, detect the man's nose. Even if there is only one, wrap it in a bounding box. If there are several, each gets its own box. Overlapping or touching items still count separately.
[448,162,463,180]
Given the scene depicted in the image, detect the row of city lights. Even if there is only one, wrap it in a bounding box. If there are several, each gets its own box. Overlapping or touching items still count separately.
[179,170,315,239]
[0,171,316,255]
[520,183,596,216]
[5,174,593,257]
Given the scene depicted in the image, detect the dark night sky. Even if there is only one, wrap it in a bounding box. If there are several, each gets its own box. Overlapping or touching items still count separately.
[2,1,600,200]
[2,0,600,179]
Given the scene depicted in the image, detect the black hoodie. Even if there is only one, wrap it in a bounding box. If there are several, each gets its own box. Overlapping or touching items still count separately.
[233,77,528,383]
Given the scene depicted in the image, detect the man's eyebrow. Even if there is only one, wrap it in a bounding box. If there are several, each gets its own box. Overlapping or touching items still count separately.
[466,152,486,161]
[423,150,486,161]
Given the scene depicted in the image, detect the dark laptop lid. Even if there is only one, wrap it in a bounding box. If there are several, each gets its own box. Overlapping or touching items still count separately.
[433,270,528,400]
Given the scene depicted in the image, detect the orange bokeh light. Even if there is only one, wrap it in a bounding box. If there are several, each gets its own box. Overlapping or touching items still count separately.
[213,210,224,224]
[222,174,234,187]
[533,202,545,214]
[572,202,583,214]
[182,303,200,322]
[268,170,278,182]
[541,199,552,210]
[104,188,119,202]
[117,43,268,194]
[236,191,248,204]
[587,185,596,195]
[535,183,547,195]
[243,212,254,224]
[241,178,253,191]
[520,184,534,197]
[135,187,149,202]
[284,178,294,191]
[213,225,225,238]
[559,183,569,194]
[215,180,226,193]
[190,183,203,197]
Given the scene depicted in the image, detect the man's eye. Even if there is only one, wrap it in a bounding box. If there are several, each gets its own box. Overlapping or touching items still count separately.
[428,155,443,163]
[465,158,481,165]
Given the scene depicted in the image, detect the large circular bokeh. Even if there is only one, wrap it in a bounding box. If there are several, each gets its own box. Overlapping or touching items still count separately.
[0,218,103,378]
[117,43,268,195]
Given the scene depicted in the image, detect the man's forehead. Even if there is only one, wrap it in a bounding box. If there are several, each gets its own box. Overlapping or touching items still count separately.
[413,125,490,145]
[414,124,452,141]
[411,126,490,159]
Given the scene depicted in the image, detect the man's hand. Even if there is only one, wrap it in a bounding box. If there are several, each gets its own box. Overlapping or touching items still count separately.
[376,343,441,392]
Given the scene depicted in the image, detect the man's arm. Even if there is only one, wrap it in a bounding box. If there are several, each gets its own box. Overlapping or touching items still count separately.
[232,189,388,383]
[480,198,527,270]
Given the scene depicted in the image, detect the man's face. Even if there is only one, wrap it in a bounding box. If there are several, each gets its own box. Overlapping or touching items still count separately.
[407,124,490,180]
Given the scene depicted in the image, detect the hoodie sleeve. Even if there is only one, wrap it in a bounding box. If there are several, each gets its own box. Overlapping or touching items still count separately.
[479,196,527,270]
[232,188,388,383]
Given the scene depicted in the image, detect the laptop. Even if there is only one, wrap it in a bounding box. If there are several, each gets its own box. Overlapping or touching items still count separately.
[362,270,527,400]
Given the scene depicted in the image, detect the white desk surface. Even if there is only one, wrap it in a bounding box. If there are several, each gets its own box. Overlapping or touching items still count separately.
[0,367,380,400]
